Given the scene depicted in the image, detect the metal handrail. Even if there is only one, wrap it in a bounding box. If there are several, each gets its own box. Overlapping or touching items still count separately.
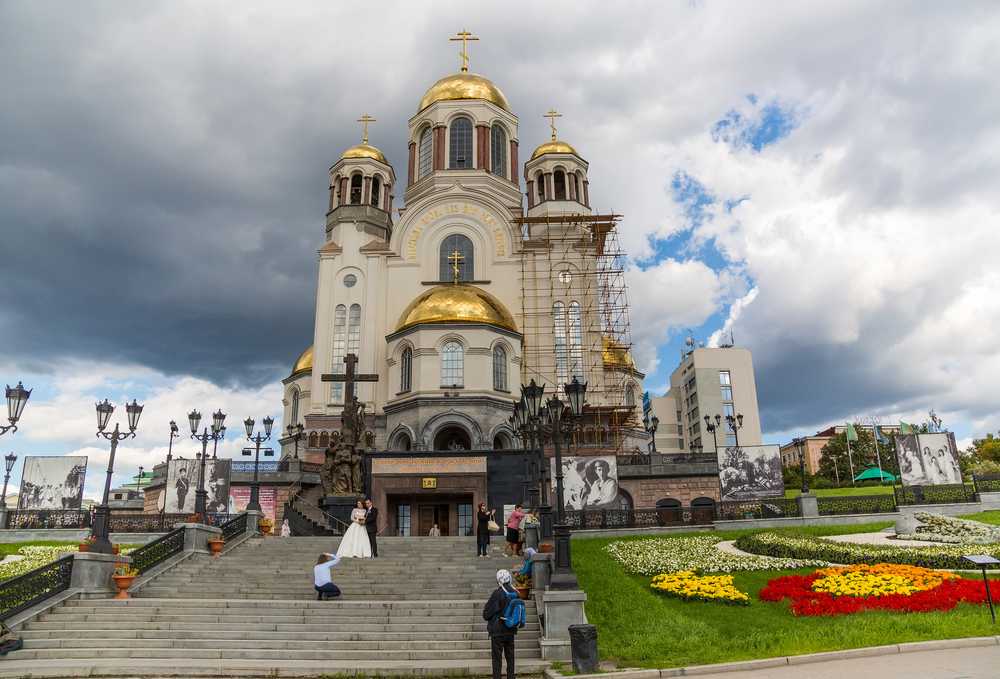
[129,526,185,573]
[0,554,74,620]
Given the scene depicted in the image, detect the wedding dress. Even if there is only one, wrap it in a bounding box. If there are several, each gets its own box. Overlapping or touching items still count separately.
[336,508,373,558]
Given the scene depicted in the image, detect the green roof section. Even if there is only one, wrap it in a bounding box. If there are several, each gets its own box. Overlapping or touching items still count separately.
[853,466,897,483]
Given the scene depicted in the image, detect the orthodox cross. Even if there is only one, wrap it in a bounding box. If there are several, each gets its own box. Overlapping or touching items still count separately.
[321,354,379,437]
[357,114,376,144]
[544,109,562,141]
[450,30,479,73]
[448,248,464,283]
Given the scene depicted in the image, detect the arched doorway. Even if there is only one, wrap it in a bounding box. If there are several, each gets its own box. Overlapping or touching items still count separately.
[492,433,513,450]
[691,497,716,524]
[433,426,471,451]
[655,498,683,525]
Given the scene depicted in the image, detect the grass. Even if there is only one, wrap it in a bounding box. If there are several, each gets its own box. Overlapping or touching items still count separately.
[958,510,1000,526]
[0,540,81,558]
[784,485,895,498]
[573,524,999,669]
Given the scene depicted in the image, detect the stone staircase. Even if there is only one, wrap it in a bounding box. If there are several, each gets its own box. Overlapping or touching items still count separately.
[284,483,339,536]
[4,535,546,677]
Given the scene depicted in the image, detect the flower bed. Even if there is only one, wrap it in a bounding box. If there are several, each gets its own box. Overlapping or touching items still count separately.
[761,563,999,616]
[896,512,1000,545]
[651,571,750,605]
[605,536,826,575]
[735,531,1000,570]
[0,544,136,582]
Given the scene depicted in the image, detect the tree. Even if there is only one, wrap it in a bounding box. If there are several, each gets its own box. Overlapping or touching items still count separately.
[817,428,897,485]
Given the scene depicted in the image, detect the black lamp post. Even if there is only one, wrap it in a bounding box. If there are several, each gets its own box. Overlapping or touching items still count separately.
[1,382,31,437]
[243,416,274,512]
[285,423,305,459]
[166,420,180,462]
[520,379,551,537]
[543,377,586,590]
[795,437,810,494]
[646,415,659,454]
[1,453,17,509]
[704,414,721,452]
[189,409,226,517]
[725,413,744,447]
[91,398,144,554]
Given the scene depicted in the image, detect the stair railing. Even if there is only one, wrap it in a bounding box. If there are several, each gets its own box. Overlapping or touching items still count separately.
[0,554,74,621]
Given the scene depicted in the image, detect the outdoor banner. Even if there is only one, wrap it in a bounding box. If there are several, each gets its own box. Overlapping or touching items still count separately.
[229,486,277,522]
[164,458,232,514]
[717,445,784,500]
[896,432,962,486]
[17,456,88,510]
[551,455,619,511]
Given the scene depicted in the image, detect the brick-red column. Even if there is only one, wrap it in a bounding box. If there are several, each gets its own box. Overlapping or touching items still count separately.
[510,141,519,184]
[433,125,446,170]
[526,180,535,208]
[476,125,488,170]
[407,142,416,186]
[363,176,372,206]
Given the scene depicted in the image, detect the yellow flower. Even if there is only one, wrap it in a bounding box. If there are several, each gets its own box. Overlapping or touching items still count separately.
[812,563,956,598]
[651,571,750,605]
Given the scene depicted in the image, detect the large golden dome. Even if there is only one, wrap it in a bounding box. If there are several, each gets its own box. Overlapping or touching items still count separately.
[530,139,579,160]
[396,284,518,333]
[601,335,635,370]
[291,345,313,376]
[418,73,510,113]
[340,143,388,164]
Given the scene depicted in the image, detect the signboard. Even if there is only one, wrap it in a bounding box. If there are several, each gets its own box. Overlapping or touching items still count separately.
[371,456,486,475]
[421,477,437,489]
[717,445,784,500]
[895,433,962,485]
[17,456,87,510]
[551,455,619,511]
[228,486,277,522]
[164,458,231,514]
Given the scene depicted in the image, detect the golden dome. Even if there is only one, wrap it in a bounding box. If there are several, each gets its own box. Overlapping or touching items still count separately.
[340,143,388,164]
[601,335,635,370]
[418,73,511,113]
[530,139,579,160]
[396,284,518,333]
[291,345,313,375]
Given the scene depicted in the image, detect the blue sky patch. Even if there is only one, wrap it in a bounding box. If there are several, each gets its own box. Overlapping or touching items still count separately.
[711,96,799,152]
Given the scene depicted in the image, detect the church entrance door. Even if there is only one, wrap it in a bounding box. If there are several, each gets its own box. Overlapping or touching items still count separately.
[418,504,450,536]
[433,426,472,451]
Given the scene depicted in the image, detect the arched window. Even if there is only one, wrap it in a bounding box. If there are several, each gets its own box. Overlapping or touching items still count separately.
[331,304,347,402]
[536,172,546,201]
[400,347,412,393]
[441,341,464,387]
[319,432,329,448]
[493,345,507,391]
[577,171,587,205]
[490,124,507,177]
[570,173,579,200]
[418,127,433,178]
[347,303,362,361]
[553,301,568,386]
[449,117,473,169]
[393,431,412,451]
[370,175,381,207]
[308,432,318,448]
[554,170,567,200]
[289,388,300,426]
[439,233,474,282]
[568,301,583,380]
[349,174,363,205]
[625,384,636,408]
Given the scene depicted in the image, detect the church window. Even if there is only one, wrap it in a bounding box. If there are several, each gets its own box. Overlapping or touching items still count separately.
[418,127,433,178]
[331,304,347,402]
[536,172,546,201]
[370,175,381,208]
[439,233,474,282]
[400,347,412,393]
[570,173,579,201]
[343,274,357,288]
[554,170,567,200]
[289,388,300,426]
[553,301,568,386]
[449,117,473,169]
[349,174,363,205]
[493,345,507,391]
[490,124,507,177]
[568,301,583,380]
[347,303,362,359]
[441,341,464,387]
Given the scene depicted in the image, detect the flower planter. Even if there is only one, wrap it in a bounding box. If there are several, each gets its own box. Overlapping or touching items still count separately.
[112,575,135,599]
[538,543,553,554]
[112,545,120,555]
[515,586,531,601]
[207,538,225,557]
[78,543,90,553]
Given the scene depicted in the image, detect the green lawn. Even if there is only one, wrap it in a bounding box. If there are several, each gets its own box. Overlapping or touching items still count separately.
[958,510,1000,526]
[573,525,999,669]
[784,485,895,498]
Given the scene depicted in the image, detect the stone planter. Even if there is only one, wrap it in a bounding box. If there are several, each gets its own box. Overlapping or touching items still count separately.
[538,543,553,554]
[112,545,120,555]
[515,585,531,601]
[207,538,225,557]
[112,574,135,599]
[78,543,90,553]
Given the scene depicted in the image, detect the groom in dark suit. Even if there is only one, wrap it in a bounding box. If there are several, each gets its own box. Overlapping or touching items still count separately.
[363,498,379,558]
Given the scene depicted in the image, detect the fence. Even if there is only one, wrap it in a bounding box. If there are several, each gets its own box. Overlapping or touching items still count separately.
[4,510,91,530]
[220,513,248,542]
[894,484,978,505]
[0,554,73,620]
[129,527,186,574]
[817,494,897,516]
[716,498,801,521]
[564,506,715,530]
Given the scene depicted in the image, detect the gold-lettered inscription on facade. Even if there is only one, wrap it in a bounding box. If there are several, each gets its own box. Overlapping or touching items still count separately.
[406,203,501,261]
[372,456,486,475]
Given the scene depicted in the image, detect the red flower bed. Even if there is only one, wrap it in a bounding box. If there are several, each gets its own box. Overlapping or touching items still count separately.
[760,573,1000,616]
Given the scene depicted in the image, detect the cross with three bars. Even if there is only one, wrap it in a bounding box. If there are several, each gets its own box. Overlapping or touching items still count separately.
[321,353,378,425]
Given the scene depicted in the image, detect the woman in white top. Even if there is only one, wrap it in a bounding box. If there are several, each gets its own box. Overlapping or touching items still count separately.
[336,499,373,558]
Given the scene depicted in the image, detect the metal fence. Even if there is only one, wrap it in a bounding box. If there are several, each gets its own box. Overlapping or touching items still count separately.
[4,510,91,529]
[129,527,186,574]
[564,506,716,530]
[816,494,897,516]
[716,498,801,520]
[894,483,978,505]
[220,513,248,541]
[108,513,189,533]
[0,554,74,620]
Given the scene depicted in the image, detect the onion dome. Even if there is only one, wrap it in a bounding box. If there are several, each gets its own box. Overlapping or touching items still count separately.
[601,336,635,370]
[291,345,313,376]
[339,143,387,164]
[418,73,510,113]
[396,284,518,333]
[530,139,579,160]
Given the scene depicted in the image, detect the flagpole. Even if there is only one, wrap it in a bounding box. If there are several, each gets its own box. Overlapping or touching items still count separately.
[845,428,856,486]
[871,423,885,481]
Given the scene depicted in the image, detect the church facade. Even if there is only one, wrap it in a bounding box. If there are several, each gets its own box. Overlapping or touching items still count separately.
[279,39,654,535]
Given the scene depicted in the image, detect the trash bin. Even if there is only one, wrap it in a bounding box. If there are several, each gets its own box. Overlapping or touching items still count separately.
[568,623,598,674]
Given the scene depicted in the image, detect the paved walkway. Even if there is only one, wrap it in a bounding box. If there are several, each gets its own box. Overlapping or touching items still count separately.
[825,531,941,547]
[684,645,1000,679]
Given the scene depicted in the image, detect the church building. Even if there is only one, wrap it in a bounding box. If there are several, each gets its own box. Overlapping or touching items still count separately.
[278,34,659,536]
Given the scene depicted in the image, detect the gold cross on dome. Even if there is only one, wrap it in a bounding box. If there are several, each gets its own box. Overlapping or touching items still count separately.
[544,109,562,142]
[357,114,376,144]
[450,30,479,73]
[448,248,465,284]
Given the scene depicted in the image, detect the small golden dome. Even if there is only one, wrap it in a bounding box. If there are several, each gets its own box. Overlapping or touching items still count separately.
[291,345,313,375]
[418,73,510,113]
[340,143,388,164]
[396,284,518,333]
[602,335,634,370]
[530,139,579,160]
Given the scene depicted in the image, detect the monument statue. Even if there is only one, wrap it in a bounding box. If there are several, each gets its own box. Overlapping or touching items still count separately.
[319,354,378,499]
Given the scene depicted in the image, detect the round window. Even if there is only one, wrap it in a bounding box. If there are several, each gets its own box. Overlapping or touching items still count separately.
[558,270,573,285]
[343,274,357,288]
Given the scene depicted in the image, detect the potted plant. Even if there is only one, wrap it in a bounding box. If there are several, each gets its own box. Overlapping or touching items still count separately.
[78,536,96,552]
[112,562,138,599]
[513,572,531,600]
[259,518,274,536]
[207,535,225,557]
[538,542,553,554]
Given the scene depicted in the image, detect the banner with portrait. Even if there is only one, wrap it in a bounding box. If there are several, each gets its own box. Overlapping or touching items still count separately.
[895,433,962,486]
[229,486,276,521]
[164,458,232,514]
[17,456,88,510]
[551,455,619,511]
[717,445,784,500]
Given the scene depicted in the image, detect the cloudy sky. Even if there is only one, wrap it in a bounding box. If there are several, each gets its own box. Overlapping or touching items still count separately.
[2,2,998,499]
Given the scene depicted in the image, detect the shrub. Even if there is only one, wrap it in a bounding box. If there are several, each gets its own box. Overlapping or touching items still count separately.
[606,536,825,575]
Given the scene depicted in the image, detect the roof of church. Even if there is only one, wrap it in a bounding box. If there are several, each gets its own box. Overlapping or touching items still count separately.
[291,345,313,376]
[340,142,388,164]
[530,139,579,160]
[418,72,510,113]
[396,284,518,333]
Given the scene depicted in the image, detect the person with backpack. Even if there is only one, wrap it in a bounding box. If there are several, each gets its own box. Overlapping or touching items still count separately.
[482,569,524,679]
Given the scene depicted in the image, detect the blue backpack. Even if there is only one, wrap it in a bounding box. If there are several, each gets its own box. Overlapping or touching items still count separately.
[501,589,526,629]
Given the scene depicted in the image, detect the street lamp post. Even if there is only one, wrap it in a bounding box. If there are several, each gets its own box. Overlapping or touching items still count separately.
[243,416,274,512]
[189,409,226,518]
[646,415,659,454]
[285,423,305,460]
[1,382,31,437]
[91,399,144,554]
[703,414,721,452]
[725,413,744,448]
[134,465,144,499]
[166,420,180,462]
[1,453,16,509]
[796,437,810,494]
[519,380,552,538]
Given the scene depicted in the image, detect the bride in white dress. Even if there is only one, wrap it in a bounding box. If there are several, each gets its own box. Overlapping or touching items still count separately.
[336,500,372,558]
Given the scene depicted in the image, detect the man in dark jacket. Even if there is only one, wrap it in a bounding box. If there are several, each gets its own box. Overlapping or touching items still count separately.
[363,498,379,557]
[482,569,517,679]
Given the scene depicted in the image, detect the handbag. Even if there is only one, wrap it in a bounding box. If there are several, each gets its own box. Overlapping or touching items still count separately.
[487,519,500,533]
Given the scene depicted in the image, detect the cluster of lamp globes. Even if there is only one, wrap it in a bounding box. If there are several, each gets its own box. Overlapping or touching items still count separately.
[509,376,588,434]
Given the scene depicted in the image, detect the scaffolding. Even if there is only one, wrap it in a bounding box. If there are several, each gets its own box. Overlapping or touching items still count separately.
[514,213,641,454]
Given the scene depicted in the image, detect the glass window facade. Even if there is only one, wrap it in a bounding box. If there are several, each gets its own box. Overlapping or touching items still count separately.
[441,341,464,387]
[458,503,473,537]
[397,505,411,536]
[490,124,507,177]
[449,117,473,168]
